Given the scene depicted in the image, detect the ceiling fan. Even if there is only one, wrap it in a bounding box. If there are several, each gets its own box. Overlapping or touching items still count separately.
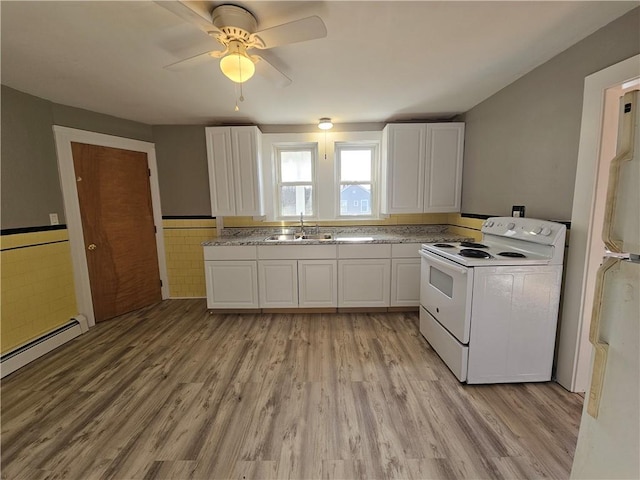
[158,1,327,87]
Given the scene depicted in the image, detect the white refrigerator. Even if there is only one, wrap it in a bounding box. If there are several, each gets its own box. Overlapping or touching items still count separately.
[571,90,639,478]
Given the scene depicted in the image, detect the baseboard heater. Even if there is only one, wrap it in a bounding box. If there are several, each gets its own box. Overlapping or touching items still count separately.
[1,315,89,379]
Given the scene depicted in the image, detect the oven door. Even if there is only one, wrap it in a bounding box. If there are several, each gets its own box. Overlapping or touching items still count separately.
[419,250,474,343]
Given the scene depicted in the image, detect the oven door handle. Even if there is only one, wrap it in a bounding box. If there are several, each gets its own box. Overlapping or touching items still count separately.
[419,250,468,276]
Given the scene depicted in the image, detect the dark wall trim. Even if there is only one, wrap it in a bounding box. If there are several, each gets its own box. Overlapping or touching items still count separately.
[461,213,571,229]
[1,239,69,252]
[461,213,492,220]
[1,224,67,236]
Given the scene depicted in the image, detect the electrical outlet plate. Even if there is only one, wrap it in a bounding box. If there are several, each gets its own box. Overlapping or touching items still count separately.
[512,205,525,218]
[49,213,59,225]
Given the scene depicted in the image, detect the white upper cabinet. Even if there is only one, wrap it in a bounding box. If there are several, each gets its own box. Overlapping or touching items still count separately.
[381,123,464,214]
[205,126,263,216]
[424,124,464,212]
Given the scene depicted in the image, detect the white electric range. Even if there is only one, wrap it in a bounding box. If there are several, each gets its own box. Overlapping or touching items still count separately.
[419,217,566,384]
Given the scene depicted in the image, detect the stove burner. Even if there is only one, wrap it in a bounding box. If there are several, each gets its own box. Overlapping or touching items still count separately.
[460,241,488,248]
[498,251,526,258]
[433,243,455,248]
[459,248,492,259]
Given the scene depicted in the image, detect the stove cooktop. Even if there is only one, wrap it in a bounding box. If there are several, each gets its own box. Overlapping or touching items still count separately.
[422,217,566,267]
[421,241,552,267]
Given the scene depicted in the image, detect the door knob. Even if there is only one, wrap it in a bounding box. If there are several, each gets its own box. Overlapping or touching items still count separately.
[87,243,97,250]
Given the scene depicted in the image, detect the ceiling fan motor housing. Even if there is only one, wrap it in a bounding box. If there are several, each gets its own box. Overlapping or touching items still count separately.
[212,5,257,41]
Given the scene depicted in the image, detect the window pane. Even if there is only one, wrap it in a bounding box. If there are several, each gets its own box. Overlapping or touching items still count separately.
[340,184,371,215]
[340,149,372,182]
[280,186,313,216]
[280,151,312,182]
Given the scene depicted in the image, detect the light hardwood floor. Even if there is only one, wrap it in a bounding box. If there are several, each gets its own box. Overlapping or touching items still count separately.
[1,299,583,479]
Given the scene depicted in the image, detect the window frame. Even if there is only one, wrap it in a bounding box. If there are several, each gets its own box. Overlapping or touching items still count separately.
[274,143,318,220]
[335,143,378,219]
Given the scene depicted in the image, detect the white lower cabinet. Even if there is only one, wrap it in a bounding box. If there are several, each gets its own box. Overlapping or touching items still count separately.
[390,243,422,306]
[205,242,420,310]
[205,260,259,308]
[258,260,298,308]
[338,259,391,307]
[204,245,259,309]
[257,245,337,308]
[337,244,391,307]
[298,260,337,307]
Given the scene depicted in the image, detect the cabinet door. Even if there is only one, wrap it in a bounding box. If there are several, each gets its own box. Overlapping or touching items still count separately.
[424,123,464,212]
[391,258,421,306]
[205,127,235,216]
[258,260,298,308]
[205,260,258,308]
[298,260,337,307]
[231,126,263,216]
[338,259,390,307]
[382,124,426,213]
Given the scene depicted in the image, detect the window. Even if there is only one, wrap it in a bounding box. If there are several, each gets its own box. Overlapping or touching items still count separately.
[337,145,376,217]
[275,145,316,218]
[263,133,381,221]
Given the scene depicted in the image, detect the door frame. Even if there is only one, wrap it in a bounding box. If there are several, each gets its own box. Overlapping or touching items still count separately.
[555,54,639,392]
[53,126,169,327]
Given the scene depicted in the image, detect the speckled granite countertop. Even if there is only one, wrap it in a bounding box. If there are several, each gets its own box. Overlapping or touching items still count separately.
[202,225,472,246]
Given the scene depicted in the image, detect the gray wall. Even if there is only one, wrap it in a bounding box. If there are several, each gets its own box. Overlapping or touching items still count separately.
[152,125,211,216]
[2,86,63,229]
[460,7,640,221]
[1,85,153,229]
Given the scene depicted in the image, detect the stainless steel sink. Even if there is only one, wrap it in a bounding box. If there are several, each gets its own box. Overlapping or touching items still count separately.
[264,234,298,242]
[264,233,333,242]
[299,233,333,241]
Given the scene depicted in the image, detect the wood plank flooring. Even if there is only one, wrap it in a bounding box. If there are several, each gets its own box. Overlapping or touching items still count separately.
[1,299,584,479]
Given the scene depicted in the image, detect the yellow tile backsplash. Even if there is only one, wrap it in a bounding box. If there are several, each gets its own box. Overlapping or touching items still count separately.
[163,220,216,298]
[1,230,77,354]
[446,213,484,241]
[222,213,451,228]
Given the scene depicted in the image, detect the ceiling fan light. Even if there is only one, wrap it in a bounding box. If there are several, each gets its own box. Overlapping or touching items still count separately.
[318,118,333,130]
[220,52,255,83]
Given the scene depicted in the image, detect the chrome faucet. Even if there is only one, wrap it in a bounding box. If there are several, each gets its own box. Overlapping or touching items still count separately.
[299,212,305,235]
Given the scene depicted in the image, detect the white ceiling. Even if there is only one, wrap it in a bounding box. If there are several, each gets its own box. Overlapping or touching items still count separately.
[1,1,636,126]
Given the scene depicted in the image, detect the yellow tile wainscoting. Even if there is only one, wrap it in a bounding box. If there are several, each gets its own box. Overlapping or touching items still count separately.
[162,219,216,298]
[0,229,77,354]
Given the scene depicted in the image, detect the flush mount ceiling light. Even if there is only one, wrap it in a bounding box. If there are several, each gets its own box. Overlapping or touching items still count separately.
[318,118,333,130]
[219,41,255,83]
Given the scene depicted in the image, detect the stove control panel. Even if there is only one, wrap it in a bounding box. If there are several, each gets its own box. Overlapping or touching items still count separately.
[481,217,566,245]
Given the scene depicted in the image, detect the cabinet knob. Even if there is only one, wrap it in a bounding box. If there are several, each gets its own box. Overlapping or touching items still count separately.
[87,243,97,251]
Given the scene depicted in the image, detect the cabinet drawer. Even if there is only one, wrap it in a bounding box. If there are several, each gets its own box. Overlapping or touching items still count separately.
[204,245,257,261]
[258,244,336,260]
[420,307,467,382]
[337,243,391,259]
[391,243,422,258]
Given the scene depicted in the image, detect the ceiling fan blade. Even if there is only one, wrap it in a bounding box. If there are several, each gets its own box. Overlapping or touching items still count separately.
[252,16,326,49]
[155,1,220,35]
[164,49,221,71]
[253,55,292,88]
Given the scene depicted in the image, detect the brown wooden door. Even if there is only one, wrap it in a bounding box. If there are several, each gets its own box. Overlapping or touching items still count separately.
[72,142,162,322]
